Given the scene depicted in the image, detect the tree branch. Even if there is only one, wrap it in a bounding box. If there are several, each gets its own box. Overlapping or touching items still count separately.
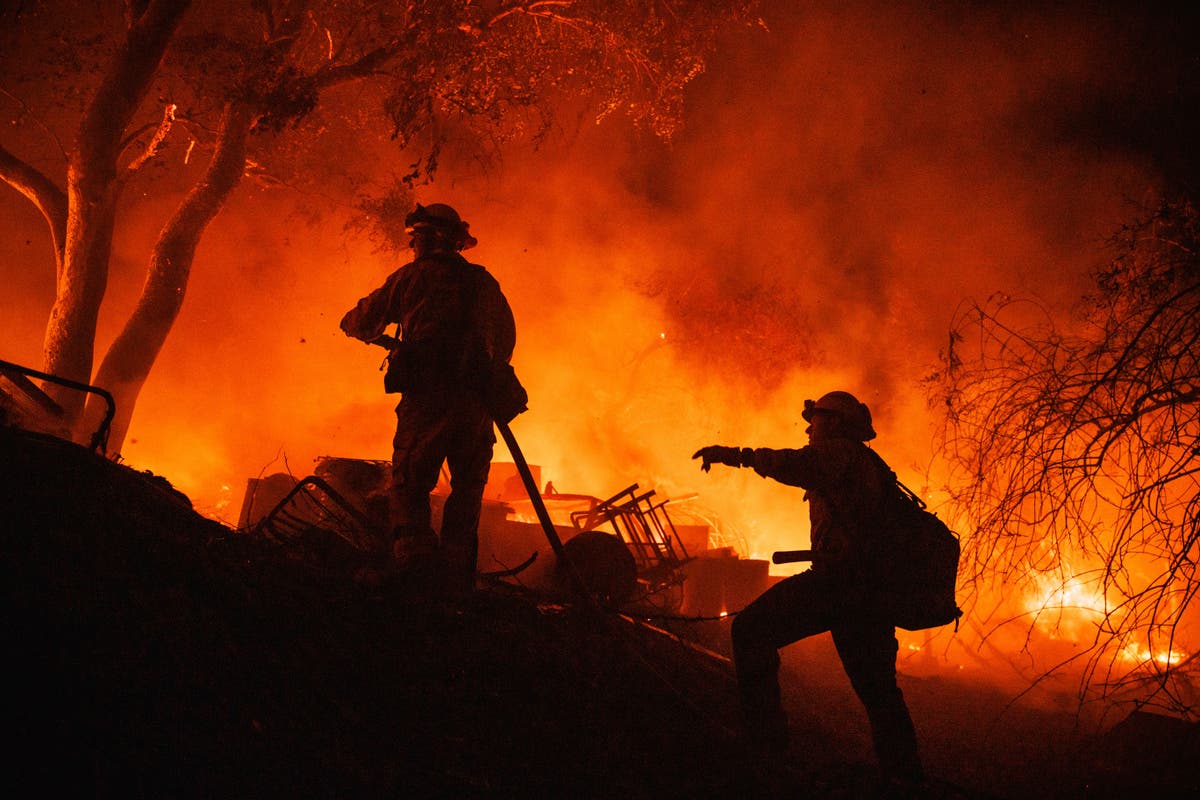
[0,142,68,267]
[77,0,193,170]
[122,102,178,175]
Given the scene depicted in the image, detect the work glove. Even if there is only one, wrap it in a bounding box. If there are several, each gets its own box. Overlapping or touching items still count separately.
[368,333,401,350]
[692,445,753,472]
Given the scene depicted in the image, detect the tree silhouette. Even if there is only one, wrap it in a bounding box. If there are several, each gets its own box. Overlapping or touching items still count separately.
[931,198,1200,715]
[1,0,757,452]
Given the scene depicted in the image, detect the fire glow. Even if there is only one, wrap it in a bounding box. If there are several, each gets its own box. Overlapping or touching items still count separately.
[1022,563,1191,668]
[1026,572,1110,630]
[1123,644,1187,668]
[4,2,1194,703]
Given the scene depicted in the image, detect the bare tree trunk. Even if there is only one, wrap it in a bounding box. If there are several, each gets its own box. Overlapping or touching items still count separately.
[86,102,254,455]
[40,0,191,433]
[43,170,120,425]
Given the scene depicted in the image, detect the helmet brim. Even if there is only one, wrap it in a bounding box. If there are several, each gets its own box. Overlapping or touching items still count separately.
[801,399,830,422]
[406,223,478,250]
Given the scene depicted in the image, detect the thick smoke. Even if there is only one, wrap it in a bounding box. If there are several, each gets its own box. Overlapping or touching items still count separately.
[2,1,1189,692]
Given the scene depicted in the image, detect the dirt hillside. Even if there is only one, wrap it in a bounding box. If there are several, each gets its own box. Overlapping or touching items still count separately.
[2,425,1196,798]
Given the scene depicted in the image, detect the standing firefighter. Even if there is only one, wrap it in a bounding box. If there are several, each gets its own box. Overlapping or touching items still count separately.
[693,390,924,787]
[341,203,516,594]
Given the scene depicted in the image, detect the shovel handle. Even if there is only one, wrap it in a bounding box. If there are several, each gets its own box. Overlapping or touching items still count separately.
[771,549,815,564]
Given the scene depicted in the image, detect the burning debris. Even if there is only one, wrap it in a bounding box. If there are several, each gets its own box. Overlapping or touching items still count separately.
[237,454,771,616]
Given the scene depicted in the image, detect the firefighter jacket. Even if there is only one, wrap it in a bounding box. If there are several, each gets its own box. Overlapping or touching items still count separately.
[340,252,516,391]
[749,437,888,582]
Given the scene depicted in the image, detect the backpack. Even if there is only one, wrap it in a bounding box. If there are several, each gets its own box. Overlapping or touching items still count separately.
[866,451,963,632]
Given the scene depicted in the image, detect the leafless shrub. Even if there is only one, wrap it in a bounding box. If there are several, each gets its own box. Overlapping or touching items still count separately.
[929,198,1200,717]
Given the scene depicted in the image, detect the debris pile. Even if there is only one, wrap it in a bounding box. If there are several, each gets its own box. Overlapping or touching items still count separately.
[0,425,778,798]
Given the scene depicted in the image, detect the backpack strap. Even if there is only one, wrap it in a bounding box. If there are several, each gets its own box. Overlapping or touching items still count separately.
[864,447,927,510]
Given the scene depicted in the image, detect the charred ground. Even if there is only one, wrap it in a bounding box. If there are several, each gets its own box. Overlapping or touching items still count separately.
[1,425,1196,798]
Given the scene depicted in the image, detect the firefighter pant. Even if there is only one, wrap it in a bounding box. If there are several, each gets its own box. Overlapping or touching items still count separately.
[731,569,923,782]
[390,390,494,578]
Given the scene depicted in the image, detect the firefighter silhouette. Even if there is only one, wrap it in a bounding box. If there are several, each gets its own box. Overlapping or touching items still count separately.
[341,203,516,594]
[694,391,924,786]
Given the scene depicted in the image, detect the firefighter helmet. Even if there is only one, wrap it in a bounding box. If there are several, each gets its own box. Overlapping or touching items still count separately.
[404,203,478,250]
[802,390,876,441]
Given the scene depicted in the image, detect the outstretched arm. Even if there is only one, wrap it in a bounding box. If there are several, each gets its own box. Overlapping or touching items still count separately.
[694,445,820,490]
[692,445,755,472]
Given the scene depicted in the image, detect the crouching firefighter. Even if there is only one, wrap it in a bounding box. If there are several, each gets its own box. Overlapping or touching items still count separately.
[340,203,517,594]
[692,390,924,787]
